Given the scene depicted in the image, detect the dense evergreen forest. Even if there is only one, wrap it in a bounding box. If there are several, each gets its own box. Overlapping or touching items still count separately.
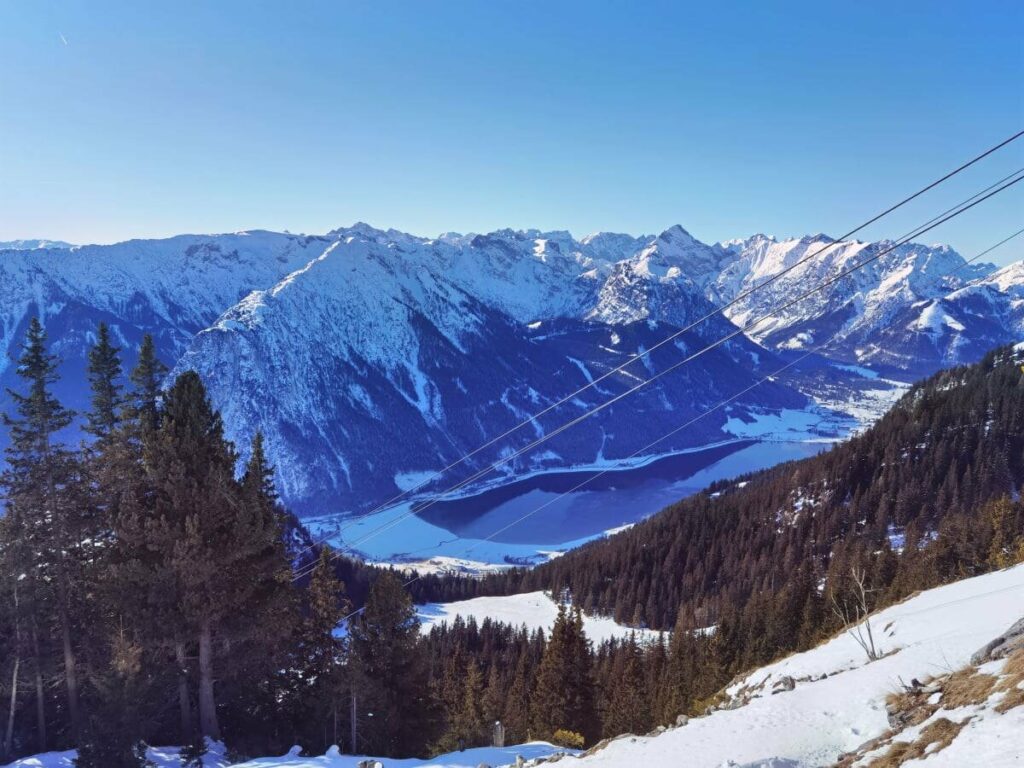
[2,319,1023,765]
[414,345,1024,625]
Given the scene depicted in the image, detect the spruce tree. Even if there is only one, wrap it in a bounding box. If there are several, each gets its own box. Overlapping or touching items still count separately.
[2,318,85,740]
[531,605,596,744]
[454,661,486,748]
[286,546,350,753]
[85,323,123,442]
[74,630,150,768]
[502,652,533,744]
[350,572,434,757]
[602,634,649,737]
[127,334,166,438]
[481,663,504,734]
[158,378,296,742]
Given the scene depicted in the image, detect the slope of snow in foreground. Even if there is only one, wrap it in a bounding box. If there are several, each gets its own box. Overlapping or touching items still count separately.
[7,567,1023,768]
[418,591,663,644]
[574,563,1024,768]
[3,741,566,768]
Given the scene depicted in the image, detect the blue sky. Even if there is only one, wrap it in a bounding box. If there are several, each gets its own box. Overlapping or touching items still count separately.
[1,1,1022,261]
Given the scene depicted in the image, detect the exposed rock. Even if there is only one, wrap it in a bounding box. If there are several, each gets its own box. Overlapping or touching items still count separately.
[970,616,1024,665]
[357,761,384,768]
[582,738,611,757]
[675,714,689,727]
[771,675,796,694]
[477,764,491,768]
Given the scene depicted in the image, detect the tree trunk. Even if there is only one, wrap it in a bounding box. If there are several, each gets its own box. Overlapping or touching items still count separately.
[350,690,357,753]
[3,655,18,760]
[57,593,81,739]
[197,619,220,740]
[4,583,21,760]
[175,639,193,742]
[31,619,46,754]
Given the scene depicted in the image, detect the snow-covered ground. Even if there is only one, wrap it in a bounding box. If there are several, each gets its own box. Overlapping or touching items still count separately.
[8,569,1022,768]
[570,563,1024,767]
[3,741,568,768]
[418,591,664,644]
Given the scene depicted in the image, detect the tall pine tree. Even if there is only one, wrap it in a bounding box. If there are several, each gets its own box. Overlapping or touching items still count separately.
[1,318,85,740]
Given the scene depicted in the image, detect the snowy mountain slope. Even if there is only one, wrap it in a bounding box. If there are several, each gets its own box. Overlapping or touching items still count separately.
[0,231,339,426]
[566,563,1024,768]
[0,238,74,250]
[713,234,1002,375]
[833,259,1024,373]
[1,223,1020,517]
[174,225,806,514]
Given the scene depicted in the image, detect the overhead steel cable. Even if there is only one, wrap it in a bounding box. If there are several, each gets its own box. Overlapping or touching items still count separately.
[292,169,1024,582]
[450,225,1024,561]
[330,225,1024,622]
[289,130,1024,562]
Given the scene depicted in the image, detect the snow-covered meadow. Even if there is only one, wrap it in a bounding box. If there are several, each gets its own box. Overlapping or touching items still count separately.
[418,591,663,644]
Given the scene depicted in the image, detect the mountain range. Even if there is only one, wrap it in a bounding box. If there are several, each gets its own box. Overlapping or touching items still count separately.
[1,225,1020,516]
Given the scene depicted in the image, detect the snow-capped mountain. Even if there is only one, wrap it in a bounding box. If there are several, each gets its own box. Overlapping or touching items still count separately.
[0,238,75,250]
[712,233,1008,374]
[0,231,342,422]
[172,226,803,515]
[0,224,1019,516]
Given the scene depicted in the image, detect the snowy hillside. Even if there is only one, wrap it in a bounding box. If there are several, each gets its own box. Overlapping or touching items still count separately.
[567,563,1024,768]
[418,591,663,644]
[0,231,338,419]
[0,239,74,250]
[7,566,1021,768]
[713,234,1009,374]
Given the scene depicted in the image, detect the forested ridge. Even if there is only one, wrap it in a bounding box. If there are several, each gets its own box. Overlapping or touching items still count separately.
[408,345,1024,744]
[2,317,1024,765]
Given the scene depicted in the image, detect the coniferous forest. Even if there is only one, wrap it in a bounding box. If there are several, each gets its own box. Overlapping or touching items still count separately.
[2,320,1024,764]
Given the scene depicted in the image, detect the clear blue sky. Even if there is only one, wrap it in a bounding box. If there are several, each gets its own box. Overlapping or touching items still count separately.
[1,1,1022,261]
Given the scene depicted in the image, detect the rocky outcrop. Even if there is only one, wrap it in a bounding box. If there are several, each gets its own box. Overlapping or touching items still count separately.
[970,616,1024,665]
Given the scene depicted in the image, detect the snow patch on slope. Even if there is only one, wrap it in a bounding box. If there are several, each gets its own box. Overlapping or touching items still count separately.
[418,591,663,644]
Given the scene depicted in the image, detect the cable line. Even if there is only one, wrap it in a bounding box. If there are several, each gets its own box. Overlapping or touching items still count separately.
[330,225,1024,623]
[293,168,1023,581]
[290,130,1024,561]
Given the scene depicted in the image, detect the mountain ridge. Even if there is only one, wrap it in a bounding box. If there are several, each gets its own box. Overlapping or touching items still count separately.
[0,223,1019,516]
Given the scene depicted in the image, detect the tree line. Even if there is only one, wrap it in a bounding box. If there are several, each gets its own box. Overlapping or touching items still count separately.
[3,319,1023,764]
[406,346,1024,729]
[0,319,698,764]
[413,346,1024,629]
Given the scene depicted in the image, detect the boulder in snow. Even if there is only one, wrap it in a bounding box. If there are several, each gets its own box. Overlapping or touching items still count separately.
[771,675,795,694]
[969,615,1024,664]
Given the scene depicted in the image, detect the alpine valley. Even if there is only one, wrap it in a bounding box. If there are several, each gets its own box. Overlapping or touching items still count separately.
[1,224,1021,562]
